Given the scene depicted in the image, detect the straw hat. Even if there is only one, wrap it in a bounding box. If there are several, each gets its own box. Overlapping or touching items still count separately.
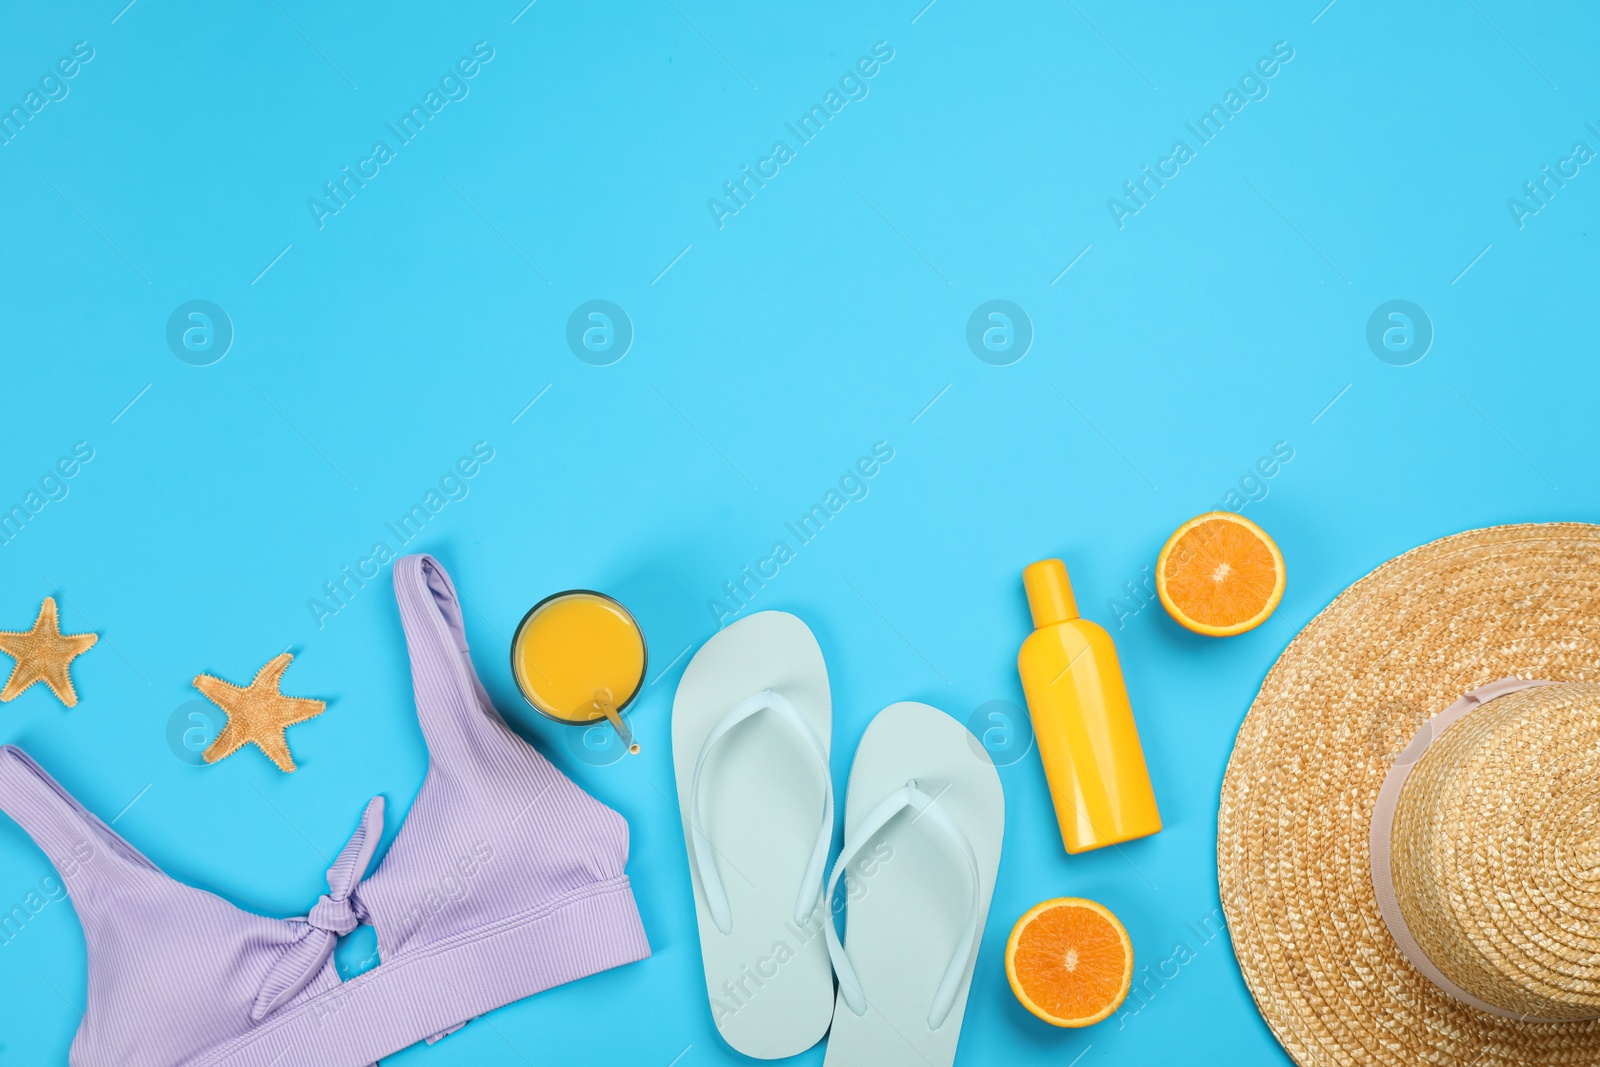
[1219,523,1600,1067]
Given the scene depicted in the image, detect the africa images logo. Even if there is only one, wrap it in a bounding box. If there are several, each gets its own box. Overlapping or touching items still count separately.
[706,42,896,230]
[308,442,495,629]
[165,300,234,366]
[306,42,496,230]
[708,441,894,626]
[0,41,95,149]
[0,441,95,549]
[1106,41,1295,229]
[1505,119,1600,230]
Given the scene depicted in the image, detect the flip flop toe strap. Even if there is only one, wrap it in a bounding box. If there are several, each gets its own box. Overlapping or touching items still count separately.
[824,780,981,1030]
[688,688,834,935]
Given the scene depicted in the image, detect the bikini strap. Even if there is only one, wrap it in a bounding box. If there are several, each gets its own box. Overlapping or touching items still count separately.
[392,554,505,758]
[0,745,157,905]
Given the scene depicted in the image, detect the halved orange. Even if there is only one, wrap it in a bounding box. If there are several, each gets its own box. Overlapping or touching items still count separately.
[1155,511,1284,637]
[1005,897,1133,1028]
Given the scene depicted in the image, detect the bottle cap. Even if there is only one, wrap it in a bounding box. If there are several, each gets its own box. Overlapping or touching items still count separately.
[1024,559,1079,627]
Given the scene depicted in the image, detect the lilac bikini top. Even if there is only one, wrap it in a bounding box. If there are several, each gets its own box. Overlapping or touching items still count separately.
[0,555,650,1066]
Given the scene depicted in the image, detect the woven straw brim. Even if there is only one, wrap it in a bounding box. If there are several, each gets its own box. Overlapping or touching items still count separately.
[1219,523,1600,1067]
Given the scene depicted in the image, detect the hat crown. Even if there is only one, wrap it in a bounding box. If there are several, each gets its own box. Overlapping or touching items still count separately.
[1392,682,1600,1020]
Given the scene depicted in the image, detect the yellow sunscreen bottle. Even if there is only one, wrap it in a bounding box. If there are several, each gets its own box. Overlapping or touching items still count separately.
[1017,559,1161,854]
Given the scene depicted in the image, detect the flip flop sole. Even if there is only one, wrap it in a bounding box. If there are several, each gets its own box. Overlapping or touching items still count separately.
[672,611,836,1059]
[823,702,1004,1067]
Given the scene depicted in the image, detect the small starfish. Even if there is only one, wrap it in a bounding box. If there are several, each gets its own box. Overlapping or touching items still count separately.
[193,653,326,772]
[0,597,98,707]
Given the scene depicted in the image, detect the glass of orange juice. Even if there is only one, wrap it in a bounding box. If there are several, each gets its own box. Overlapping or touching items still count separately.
[510,590,647,754]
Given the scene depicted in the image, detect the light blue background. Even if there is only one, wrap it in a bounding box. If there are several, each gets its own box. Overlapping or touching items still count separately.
[0,1,1595,1063]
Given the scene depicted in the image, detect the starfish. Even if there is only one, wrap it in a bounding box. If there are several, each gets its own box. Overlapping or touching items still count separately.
[0,597,98,707]
[193,653,326,772]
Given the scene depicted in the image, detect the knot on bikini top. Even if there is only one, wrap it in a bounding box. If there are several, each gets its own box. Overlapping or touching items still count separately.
[308,892,362,937]
[250,796,384,1022]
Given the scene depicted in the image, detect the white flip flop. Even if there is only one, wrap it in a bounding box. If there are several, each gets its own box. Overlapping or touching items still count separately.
[821,702,1004,1067]
[672,611,837,1059]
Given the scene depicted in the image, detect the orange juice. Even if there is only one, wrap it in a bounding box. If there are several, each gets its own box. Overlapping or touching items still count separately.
[511,592,647,750]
